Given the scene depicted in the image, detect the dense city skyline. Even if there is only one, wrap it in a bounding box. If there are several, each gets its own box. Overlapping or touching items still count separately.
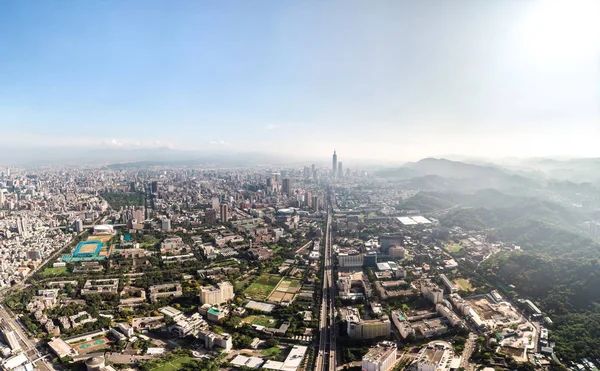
[1,0,599,163]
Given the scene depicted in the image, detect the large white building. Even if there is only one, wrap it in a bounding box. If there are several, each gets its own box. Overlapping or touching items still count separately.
[199,281,234,305]
[421,281,444,304]
[346,307,391,339]
[413,341,461,371]
[362,341,397,371]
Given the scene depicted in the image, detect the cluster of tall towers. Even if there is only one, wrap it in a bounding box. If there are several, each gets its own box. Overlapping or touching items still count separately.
[332,150,343,178]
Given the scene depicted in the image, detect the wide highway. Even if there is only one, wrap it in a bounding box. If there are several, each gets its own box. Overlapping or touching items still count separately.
[315,204,336,371]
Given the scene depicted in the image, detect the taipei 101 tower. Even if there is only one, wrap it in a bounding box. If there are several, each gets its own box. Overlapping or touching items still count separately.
[332,150,338,177]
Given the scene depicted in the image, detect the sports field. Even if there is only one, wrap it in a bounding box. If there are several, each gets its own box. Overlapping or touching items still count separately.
[444,243,463,253]
[455,278,474,291]
[244,274,281,300]
[72,336,110,354]
[75,241,103,255]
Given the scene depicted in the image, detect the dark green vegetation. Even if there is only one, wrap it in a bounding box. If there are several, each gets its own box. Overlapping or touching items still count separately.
[138,349,220,371]
[399,180,600,363]
[481,253,600,361]
[101,192,145,209]
[405,189,598,258]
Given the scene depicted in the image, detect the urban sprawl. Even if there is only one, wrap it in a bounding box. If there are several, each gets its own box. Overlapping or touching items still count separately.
[0,152,570,371]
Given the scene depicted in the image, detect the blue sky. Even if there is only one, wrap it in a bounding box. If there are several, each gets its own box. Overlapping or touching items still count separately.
[1,0,599,162]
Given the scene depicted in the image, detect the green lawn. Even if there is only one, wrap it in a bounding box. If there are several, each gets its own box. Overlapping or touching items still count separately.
[456,278,473,291]
[150,356,194,371]
[261,347,281,357]
[243,315,279,328]
[288,280,301,288]
[40,266,67,277]
[444,243,463,253]
[244,283,275,300]
[255,274,282,286]
[245,274,281,299]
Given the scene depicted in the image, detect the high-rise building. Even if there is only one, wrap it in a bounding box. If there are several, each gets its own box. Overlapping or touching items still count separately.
[205,209,217,225]
[212,197,220,210]
[74,219,84,233]
[305,191,312,207]
[362,341,397,371]
[312,195,319,211]
[17,218,28,237]
[161,219,171,232]
[282,178,292,197]
[0,191,4,208]
[151,181,158,193]
[311,164,316,179]
[338,162,343,177]
[332,150,338,177]
[220,204,229,223]
[199,281,235,305]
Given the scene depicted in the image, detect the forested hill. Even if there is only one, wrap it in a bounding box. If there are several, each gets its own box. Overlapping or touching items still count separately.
[480,253,600,361]
[438,198,598,257]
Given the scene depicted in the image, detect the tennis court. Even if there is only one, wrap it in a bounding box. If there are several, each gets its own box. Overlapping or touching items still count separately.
[73,336,110,354]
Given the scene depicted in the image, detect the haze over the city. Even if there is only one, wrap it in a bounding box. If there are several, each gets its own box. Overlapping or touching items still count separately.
[1,0,599,164]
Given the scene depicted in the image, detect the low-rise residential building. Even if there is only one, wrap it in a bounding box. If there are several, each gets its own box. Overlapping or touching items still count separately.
[149,282,182,303]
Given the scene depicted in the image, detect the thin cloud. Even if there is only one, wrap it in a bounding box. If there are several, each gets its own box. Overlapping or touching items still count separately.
[265,124,280,130]
[104,138,123,147]
[208,140,230,146]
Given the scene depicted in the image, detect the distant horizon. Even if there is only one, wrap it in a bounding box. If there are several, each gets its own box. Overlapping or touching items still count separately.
[1,144,598,168]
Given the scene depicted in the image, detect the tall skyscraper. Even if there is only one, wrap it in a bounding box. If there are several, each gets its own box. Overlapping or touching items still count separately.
[0,191,4,208]
[205,209,217,224]
[282,178,292,197]
[305,191,312,207]
[313,195,320,211]
[338,162,343,178]
[212,197,220,210]
[220,204,229,222]
[332,151,338,177]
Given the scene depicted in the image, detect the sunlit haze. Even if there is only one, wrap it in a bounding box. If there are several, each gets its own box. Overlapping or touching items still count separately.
[1,0,599,164]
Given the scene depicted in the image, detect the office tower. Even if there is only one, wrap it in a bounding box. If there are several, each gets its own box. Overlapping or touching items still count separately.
[161,219,171,232]
[129,182,136,192]
[282,178,291,197]
[0,191,4,208]
[303,166,310,179]
[212,197,220,210]
[312,195,319,211]
[220,204,229,222]
[266,177,273,187]
[151,181,158,193]
[17,218,28,236]
[205,209,217,225]
[338,162,343,177]
[332,150,338,177]
[74,219,84,233]
[305,191,312,207]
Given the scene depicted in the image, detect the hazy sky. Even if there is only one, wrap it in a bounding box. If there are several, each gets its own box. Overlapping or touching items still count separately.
[1,0,599,162]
